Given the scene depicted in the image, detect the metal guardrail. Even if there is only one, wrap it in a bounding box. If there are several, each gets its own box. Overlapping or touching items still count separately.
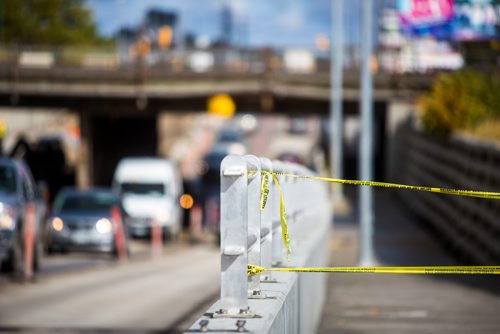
[187,154,331,333]
[0,45,324,74]
[395,125,500,264]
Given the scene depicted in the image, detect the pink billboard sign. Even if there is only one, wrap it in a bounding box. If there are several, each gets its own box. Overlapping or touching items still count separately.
[399,0,454,26]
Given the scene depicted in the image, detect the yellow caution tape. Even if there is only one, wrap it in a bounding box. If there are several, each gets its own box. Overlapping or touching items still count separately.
[259,171,500,256]
[268,172,291,255]
[248,264,500,277]
[272,172,500,200]
[260,171,269,211]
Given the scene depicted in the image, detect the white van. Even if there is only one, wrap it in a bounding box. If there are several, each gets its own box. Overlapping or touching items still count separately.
[112,158,183,238]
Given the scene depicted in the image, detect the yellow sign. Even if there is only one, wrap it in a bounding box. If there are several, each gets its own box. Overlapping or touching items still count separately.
[158,26,173,49]
[0,120,6,139]
[207,94,236,118]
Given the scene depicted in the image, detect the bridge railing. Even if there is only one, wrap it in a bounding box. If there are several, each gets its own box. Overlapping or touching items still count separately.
[0,44,440,86]
[0,44,323,74]
[186,154,331,333]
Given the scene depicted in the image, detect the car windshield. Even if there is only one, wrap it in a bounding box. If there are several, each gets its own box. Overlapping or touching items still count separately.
[0,165,17,194]
[55,192,118,213]
[120,183,165,196]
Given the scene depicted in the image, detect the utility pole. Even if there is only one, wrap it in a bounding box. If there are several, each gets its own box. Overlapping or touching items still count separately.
[359,0,375,266]
[330,0,344,201]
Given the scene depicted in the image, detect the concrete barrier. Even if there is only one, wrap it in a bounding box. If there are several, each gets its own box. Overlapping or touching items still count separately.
[186,155,331,333]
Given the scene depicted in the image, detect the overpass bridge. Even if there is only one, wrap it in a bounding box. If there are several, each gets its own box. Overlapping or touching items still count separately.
[0,66,433,114]
[0,56,433,186]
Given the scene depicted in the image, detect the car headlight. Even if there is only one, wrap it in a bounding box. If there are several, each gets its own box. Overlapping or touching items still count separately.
[51,217,64,232]
[0,204,16,230]
[0,213,14,230]
[96,218,112,234]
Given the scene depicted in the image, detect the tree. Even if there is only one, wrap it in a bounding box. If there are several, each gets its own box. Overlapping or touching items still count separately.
[0,0,104,45]
[419,70,500,137]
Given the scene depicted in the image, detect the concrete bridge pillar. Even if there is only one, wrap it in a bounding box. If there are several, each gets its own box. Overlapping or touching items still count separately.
[77,112,93,188]
[76,111,159,187]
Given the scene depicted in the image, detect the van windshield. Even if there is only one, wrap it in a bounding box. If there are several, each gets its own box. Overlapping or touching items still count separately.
[120,182,165,197]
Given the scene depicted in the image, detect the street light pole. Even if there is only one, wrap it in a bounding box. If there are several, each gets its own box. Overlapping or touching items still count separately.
[359,0,375,266]
[330,0,344,201]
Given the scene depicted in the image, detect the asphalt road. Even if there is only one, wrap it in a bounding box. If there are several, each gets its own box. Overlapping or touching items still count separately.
[0,241,219,333]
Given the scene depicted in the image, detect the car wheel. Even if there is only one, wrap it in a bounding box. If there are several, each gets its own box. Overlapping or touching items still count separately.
[46,245,55,255]
[2,237,24,279]
[171,228,181,242]
[33,237,43,273]
[163,226,179,242]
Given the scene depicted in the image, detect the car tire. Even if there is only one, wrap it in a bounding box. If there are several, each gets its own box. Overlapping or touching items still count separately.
[164,226,180,242]
[46,245,55,255]
[33,237,42,273]
[2,236,24,279]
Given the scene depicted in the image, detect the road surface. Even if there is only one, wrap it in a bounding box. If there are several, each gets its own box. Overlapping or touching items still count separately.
[0,242,219,332]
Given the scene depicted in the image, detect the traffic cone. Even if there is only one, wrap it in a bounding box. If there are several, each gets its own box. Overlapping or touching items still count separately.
[110,206,127,261]
[151,218,163,257]
[23,203,36,281]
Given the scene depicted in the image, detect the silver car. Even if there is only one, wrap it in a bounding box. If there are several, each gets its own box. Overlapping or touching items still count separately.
[46,188,128,256]
[0,158,46,278]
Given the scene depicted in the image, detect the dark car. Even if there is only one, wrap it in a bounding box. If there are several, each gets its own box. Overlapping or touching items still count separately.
[217,127,243,144]
[197,122,247,241]
[200,149,225,234]
[45,188,128,256]
[0,158,46,278]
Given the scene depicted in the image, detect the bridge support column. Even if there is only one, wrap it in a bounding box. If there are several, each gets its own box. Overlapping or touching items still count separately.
[77,112,93,188]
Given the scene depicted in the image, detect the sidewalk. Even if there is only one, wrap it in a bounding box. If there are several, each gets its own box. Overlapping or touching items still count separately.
[318,190,500,334]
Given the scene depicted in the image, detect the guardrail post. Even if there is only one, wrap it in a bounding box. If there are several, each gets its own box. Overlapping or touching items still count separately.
[219,155,249,316]
[259,158,274,282]
[244,155,262,296]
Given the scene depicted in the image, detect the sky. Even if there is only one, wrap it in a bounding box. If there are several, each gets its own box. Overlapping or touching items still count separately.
[85,0,374,48]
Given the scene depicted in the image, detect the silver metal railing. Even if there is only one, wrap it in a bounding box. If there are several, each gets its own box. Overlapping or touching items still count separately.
[217,154,330,317]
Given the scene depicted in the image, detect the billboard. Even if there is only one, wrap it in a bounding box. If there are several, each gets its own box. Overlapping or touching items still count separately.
[398,0,500,40]
[398,0,454,26]
[453,0,499,40]
[398,0,455,38]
